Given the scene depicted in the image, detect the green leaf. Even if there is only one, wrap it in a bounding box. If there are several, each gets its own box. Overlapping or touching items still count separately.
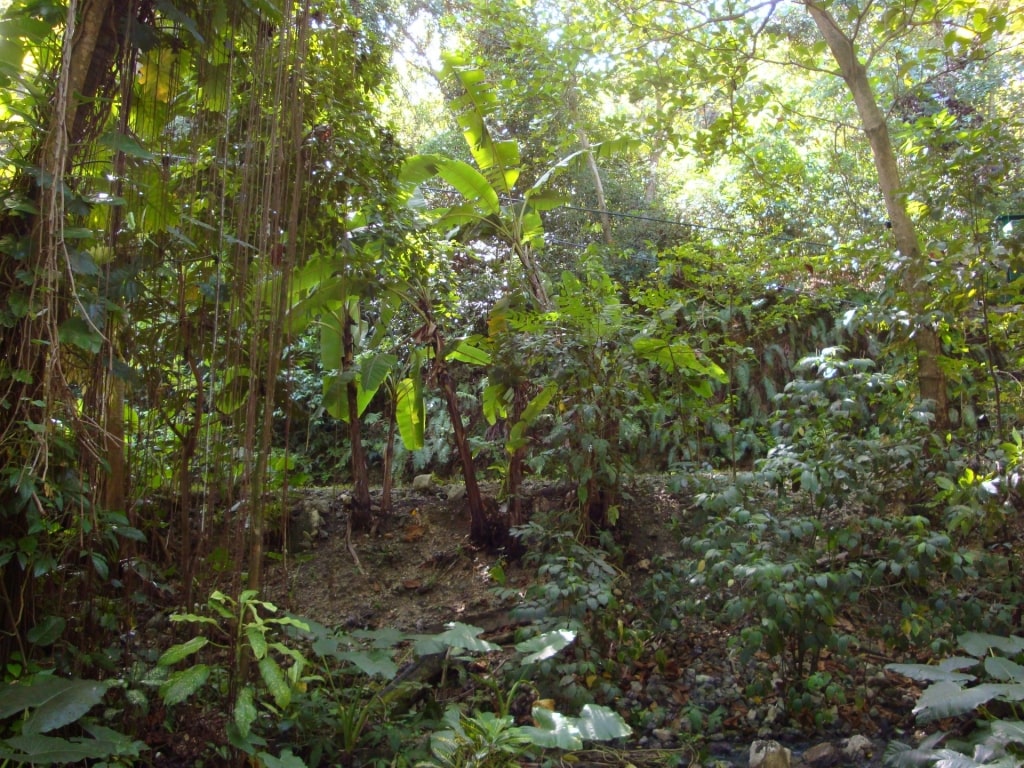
[446,338,491,365]
[154,0,205,43]
[361,353,397,395]
[58,317,103,354]
[518,382,557,426]
[320,311,343,370]
[26,616,65,647]
[990,719,1024,745]
[159,664,210,706]
[985,656,1024,682]
[482,382,508,425]
[576,703,632,741]
[414,623,499,655]
[247,625,268,660]
[515,629,575,664]
[157,636,209,667]
[632,336,727,381]
[0,678,107,734]
[256,748,308,768]
[0,733,119,764]
[958,632,1024,658]
[337,650,398,679]
[886,662,975,684]
[913,681,1024,722]
[434,159,501,215]
[234,686,257,739]
[519,707,582,750]
[98,131,155,160]
[258,657,291,710]
[395,376,425,450]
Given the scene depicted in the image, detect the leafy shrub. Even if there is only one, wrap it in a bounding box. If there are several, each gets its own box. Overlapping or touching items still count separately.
[498,523,637,709]
[657,348,1019,715]
[759,347,929,514]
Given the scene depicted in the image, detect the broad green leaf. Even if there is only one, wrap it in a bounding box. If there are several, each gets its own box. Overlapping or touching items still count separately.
[234,686,257,739]
[157,636,209,667]
[361,353,397,394]
[159,665,210,706]
[913,681,1024,722]
[154,0,205,44]
[958,632,1024,658]
[337,650,398,679]
[58,317,103,354]
[258,657,290,710]
[247,625,268,660]
[26,616,65,647]
[98,131,154,160]
[414,623,499,655]
[515,629,576,664]
[523,189,567,211]
[519,382,558,426]
[257,748,308,768]
[395,376,425,450]
[886,662,976,684]
[519,707,582,750]
[352,626,408,649]
[482,382,507,425]
[399,154,443,185]
[985,656,1024,682]
[446,338,491,365]
[434,159,501,215]
[321,372,354,421]
[0,678,106,734]
[0,733,118,764]
[320,312,343,370]
[576,703,633,741]
[990,719,1024,744]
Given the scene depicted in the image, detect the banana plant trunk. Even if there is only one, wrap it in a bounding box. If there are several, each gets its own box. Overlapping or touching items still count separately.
[344,305,373,531]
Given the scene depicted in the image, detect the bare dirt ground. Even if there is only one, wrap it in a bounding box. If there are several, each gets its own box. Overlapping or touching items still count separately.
[262,477,682,633]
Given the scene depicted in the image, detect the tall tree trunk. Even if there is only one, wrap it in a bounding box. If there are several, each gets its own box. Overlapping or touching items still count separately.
[566,83,614,246]
[806,2,948,429]
[0,0,131,661]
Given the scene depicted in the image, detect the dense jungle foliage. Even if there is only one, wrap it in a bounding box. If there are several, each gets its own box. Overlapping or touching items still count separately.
[0,0,1023,764]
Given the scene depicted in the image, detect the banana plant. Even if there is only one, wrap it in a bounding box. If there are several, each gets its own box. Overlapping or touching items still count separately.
[400,52,638,311]
[285,247,412,531]
[399,55,636,540]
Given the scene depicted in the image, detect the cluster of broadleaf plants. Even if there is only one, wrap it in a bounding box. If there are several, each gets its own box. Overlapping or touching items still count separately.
[885,632,1024,767]
[645,347,1022,722]
[0,587,632,766]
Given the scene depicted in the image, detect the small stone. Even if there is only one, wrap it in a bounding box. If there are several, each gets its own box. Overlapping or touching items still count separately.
[801,742,838,767]
[412,473,434,492]
[652,727,673,742]
[445,483,466,501]
[842,735,873,760]
[749,740,791,768]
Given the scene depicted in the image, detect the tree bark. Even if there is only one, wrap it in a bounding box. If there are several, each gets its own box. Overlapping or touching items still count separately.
[806,2,948,429]
[566,83,614,246]
[344,300,373,531]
